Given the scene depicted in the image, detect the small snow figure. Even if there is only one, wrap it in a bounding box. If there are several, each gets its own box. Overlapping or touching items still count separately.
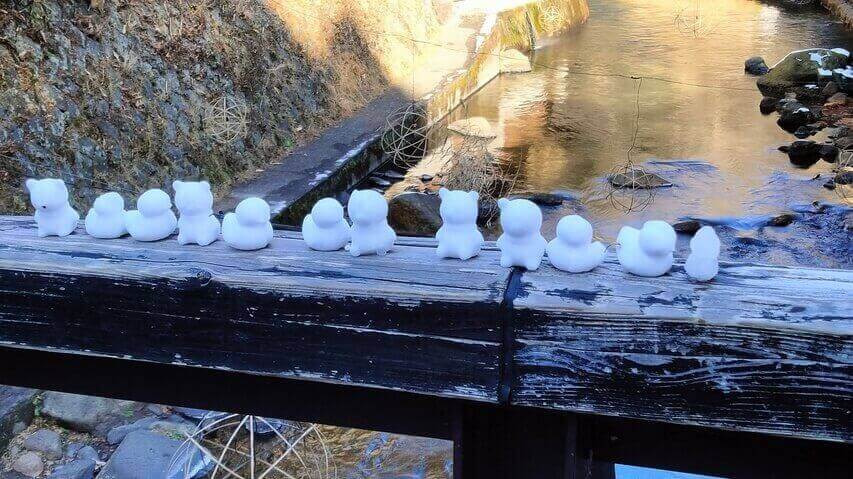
[85,192,127,239]
[347,189,396,257]
[302,198,350,251]
[222,197,273,251]
[616,220,676,277]
[173,180,220,246]
[496,198,546,270]
[125,189,177,242]
[546,215,605,273]
[435,188,484,260]
[685,226,721,282]
[25,178,80,237]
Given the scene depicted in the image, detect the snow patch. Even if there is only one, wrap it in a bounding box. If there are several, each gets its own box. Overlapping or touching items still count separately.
[334,134,380,166]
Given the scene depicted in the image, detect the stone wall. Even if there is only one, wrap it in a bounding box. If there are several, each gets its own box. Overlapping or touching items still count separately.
[0,0,438,213]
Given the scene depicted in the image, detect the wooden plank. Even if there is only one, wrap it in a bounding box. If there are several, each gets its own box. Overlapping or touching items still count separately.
[0,216,509,403]
[511,258,853,442]
[0,345,464,440]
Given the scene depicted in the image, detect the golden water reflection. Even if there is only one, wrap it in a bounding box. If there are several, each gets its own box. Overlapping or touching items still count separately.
[455,0,853,242]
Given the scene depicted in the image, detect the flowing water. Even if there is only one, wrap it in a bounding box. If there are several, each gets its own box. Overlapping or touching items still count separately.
[394,0,853,268]
[338,1,853,478]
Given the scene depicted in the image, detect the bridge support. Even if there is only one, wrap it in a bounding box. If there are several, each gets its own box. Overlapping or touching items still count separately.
[453,405,615,479]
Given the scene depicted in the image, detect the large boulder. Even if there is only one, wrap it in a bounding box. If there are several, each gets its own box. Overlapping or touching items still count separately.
[757,49,848,98]
[0,387,37,453]
[41,392,136,435]
[388,192,442,236]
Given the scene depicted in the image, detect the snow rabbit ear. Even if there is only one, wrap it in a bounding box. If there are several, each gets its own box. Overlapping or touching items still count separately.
[25,179,37,192]
[439,187,449,200]
[497,198,510,210]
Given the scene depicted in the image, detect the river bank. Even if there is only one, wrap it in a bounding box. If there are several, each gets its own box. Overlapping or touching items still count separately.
[0,0,438,214]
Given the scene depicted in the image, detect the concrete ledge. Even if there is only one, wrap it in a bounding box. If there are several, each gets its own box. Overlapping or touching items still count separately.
[214,89,409,223]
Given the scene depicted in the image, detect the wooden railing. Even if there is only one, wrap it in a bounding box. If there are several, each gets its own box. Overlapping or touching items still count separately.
[0,215,849,478]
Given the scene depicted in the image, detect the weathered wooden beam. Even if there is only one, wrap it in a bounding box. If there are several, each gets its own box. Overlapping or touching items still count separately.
[0,216,509,404]
[0,215,850,446]
[511,257,853,442]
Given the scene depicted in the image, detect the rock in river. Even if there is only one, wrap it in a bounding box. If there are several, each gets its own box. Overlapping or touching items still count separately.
[786,140,822,168]
[767,213,796,227]
[820,144,840,163]
[674,220,702,235]
[744,56,769,75]
[757,49,848,98]
[388,192,442,236]
[759,97,778,115]
[835,170,853,185]
[509,192,565,206]
[607,168,672,189]
[776,102,814,133]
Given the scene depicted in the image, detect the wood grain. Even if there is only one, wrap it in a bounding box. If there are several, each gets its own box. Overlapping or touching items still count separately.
[0,216,509,402]
[512,257,853,442]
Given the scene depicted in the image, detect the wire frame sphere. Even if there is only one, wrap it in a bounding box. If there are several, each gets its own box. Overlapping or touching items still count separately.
[381,102,429,169]
[167,414,336,479]
[605,161,657,214]
[205,96,249,145]
[539,5,564,33]
[673,0,717,38]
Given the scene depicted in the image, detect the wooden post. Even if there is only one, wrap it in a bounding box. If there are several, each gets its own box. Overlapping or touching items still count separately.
[453,405,615,479]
